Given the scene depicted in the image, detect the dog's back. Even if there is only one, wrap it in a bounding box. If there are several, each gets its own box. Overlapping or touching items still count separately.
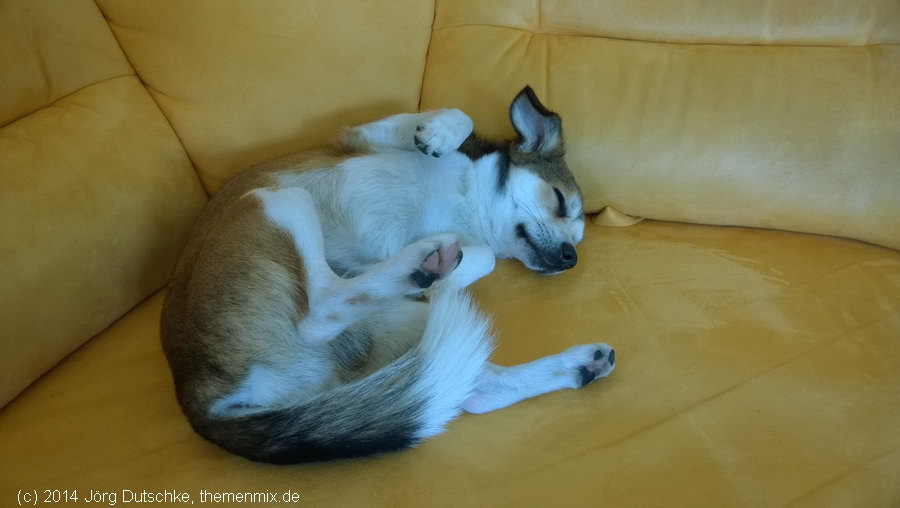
[161,143,493,463]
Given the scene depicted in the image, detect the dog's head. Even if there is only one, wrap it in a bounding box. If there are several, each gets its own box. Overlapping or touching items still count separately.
[493,86,585,275]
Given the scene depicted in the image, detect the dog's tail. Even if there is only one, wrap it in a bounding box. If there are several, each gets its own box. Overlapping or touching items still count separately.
[195,289,492,464]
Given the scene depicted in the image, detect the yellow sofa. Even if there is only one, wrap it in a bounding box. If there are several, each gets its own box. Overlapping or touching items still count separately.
[2,0,899,505]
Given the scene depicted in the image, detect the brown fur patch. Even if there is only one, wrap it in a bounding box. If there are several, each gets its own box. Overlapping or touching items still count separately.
[161,180,311,417]
[346,293,372,305]
[161,116,388,422]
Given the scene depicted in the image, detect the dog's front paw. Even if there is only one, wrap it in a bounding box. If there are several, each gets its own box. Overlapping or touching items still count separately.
[561,343,616,388]
[414,109,473,158]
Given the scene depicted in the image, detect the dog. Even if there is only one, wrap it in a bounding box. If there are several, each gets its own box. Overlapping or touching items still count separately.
[160,86,616,464]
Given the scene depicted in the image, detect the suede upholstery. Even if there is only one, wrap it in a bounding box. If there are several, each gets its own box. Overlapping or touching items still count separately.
[0,0,133,125]
[0,0,208,407]
[1,0,898,505]
[422,0,900,249]
[1,222,898,506]
[95,0,436,193]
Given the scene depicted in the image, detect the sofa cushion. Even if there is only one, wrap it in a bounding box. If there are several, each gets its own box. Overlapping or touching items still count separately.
[420,1,900,250]
[0,0,134,126]
[0,0,215,409]
[94,0,437,193]
[0,75,208,408]
[1,221,897,505]
[0,0,207,409]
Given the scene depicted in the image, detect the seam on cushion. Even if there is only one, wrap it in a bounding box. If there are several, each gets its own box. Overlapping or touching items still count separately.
[543,32,549,111]
[0,3,139,130]
[538,0,548,99]
[783,447,900,506]
[432,23,900,48]
[0,73,133,130]
[646,218,900,253]
[0,287,169,411]
[92,0,209,198]
[417,0,440,112]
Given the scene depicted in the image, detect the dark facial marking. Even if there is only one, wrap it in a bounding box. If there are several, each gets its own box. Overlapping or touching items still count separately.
[458,133,512,191]
[515,222,529,240]
[458,133,508,159]
[495,151,511,190]
[516,223,541,255]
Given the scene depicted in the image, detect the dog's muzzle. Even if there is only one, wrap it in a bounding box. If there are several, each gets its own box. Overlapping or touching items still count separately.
[534,242,577,274]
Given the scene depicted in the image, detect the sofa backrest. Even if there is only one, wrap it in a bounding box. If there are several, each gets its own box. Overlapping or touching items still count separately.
[94,0,437,194]
[0,0,208,408]
[420,0,900,250]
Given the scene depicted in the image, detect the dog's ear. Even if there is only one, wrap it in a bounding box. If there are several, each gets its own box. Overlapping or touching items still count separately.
[509,86,563,158]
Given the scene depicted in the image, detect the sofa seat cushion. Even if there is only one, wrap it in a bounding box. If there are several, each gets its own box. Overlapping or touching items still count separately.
[1,220,898,506]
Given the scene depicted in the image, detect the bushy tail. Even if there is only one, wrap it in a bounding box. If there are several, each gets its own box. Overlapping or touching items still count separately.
[196,290,492,464]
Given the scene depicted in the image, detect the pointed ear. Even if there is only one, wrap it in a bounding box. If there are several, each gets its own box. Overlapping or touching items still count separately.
[509,86,563,157]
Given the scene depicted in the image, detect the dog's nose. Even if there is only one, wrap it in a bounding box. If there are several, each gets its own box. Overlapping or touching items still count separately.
[559,242,577,269]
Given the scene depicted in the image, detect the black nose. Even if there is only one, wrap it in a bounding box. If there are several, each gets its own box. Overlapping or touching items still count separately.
[559,242,577,269]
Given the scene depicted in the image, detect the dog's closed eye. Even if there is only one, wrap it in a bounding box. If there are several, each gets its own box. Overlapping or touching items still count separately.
[553,187,567,218]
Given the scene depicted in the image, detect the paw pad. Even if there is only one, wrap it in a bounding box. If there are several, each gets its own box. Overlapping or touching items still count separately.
[409,270,439,289]
[407,242,462,289]
[574,345,615,387]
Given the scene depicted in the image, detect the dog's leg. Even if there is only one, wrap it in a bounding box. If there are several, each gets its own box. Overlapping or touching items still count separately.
[346,244,495,373]
[341,110,473,157]
[346,299,429,377]
[255,187,464,345]
[462,344,616,414]
[432,244,496,291]
[300,233,467,345]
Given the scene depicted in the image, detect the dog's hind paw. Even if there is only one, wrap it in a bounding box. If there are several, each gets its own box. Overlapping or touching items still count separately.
[394,234,462,290]
[414,109,473,158]
[440,245,495,290]
[410,243,462,289]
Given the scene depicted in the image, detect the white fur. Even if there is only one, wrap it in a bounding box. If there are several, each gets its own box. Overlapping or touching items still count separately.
[415,109,474,156]
[217,109,612,434]
[254,187,337,291]
[463,344,615,414]
[211,363,333,416]
[411,289,493,438]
